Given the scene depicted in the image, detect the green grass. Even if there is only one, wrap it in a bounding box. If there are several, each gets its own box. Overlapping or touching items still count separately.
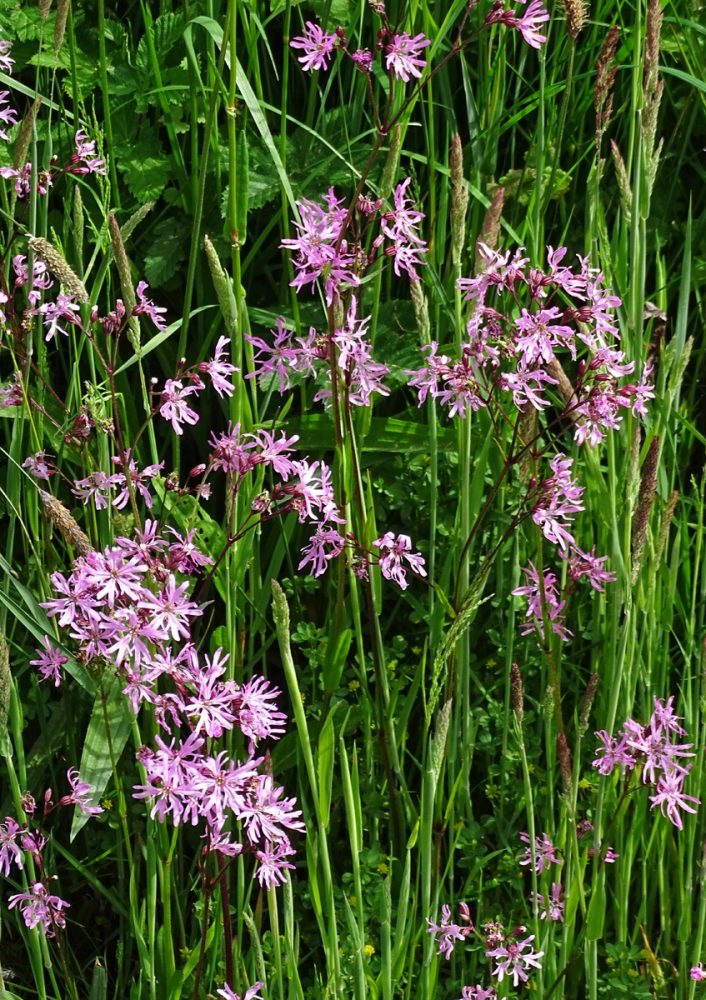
[0,0,705,998]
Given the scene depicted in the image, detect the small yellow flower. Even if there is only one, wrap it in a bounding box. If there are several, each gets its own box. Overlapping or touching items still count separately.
[377,862,388,875]
[363,944,375,958]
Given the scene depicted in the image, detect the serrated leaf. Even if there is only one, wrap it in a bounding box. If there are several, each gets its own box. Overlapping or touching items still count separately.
[118,140,171,201]
[136,12,186,71]
[70,671,133,841]
[144,218,188,286]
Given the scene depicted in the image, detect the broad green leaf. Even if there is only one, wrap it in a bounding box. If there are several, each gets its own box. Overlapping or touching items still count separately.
[136,12,185,71]
[317,707,337,828]
[322,627,352,693]
[117,135,172,201]
[585,872,606,940]
[144,216,190,286]
[70,671,133,841]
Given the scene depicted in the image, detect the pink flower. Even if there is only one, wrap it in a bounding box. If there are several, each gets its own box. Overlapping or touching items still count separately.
[373,532,427,590]
[565,546,616,591]
[298,524,345,577]
[22,451,57,481]
[533,882,565,922]
[649,770,700,829]
[485,1,549,50]
[0,374,23,407]
[500,366,557,410]
[384,32,431,82]
[29,636,68,687]
[246,318,300,394]
[0,90,18,140]
[68,130,106,175]
[254,840,297,889]
[111,451,163,510]
[38,294,81,342]
[351,48,373,71]
[593,730,635,776]
[0,37,15,75]
[59,768,104,817]
[290,22,338,72]
[460,987,497,1000]
[8,882,70,937]
[531,453,585,551]
[217,981,263,1000]
[486,929,544,987]
[134,280,168,331]
[426,903,474,959]
[691,965,706,981]
[514,307,575,366]
[381,178,428,279]
[281,190,359,303]
[0,816,24,876]
[515,1,550,49]
[197,335,238,397]
[519,831,562,874]
[235,675,288,747]
[159,378,202,435]
[512,563,571,641]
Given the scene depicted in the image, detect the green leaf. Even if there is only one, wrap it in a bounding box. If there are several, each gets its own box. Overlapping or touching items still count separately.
[235,129,249,246]
[88,959,108,1000]
[322,627,352,693]
[70,671,133,841]
[311,0,355,27]
[585,871,606,940]
[118,136,172,201]
[144,216,189,286]
[136,12,185,71]
[317,707,337,828]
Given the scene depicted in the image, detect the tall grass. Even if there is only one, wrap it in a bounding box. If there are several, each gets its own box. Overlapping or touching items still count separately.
[0,0,705,998]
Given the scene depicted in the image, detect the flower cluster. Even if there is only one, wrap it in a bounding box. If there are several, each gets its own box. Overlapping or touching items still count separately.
[519,830,562,874]
[279,179,425,307]
[0,36,17,142]
[426,906,544,993]
[593,696,700,829]
[247,301,391,408]
[511,454,616,640]
[409,244,653,444]
[289,0,548,84]
[426,902,474,959]
[485,926,544,987]
[39,517,303,888]
[1,770,102,936]
[484,1,550,49]
[0,129,105,198]
[290,22,431,81]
